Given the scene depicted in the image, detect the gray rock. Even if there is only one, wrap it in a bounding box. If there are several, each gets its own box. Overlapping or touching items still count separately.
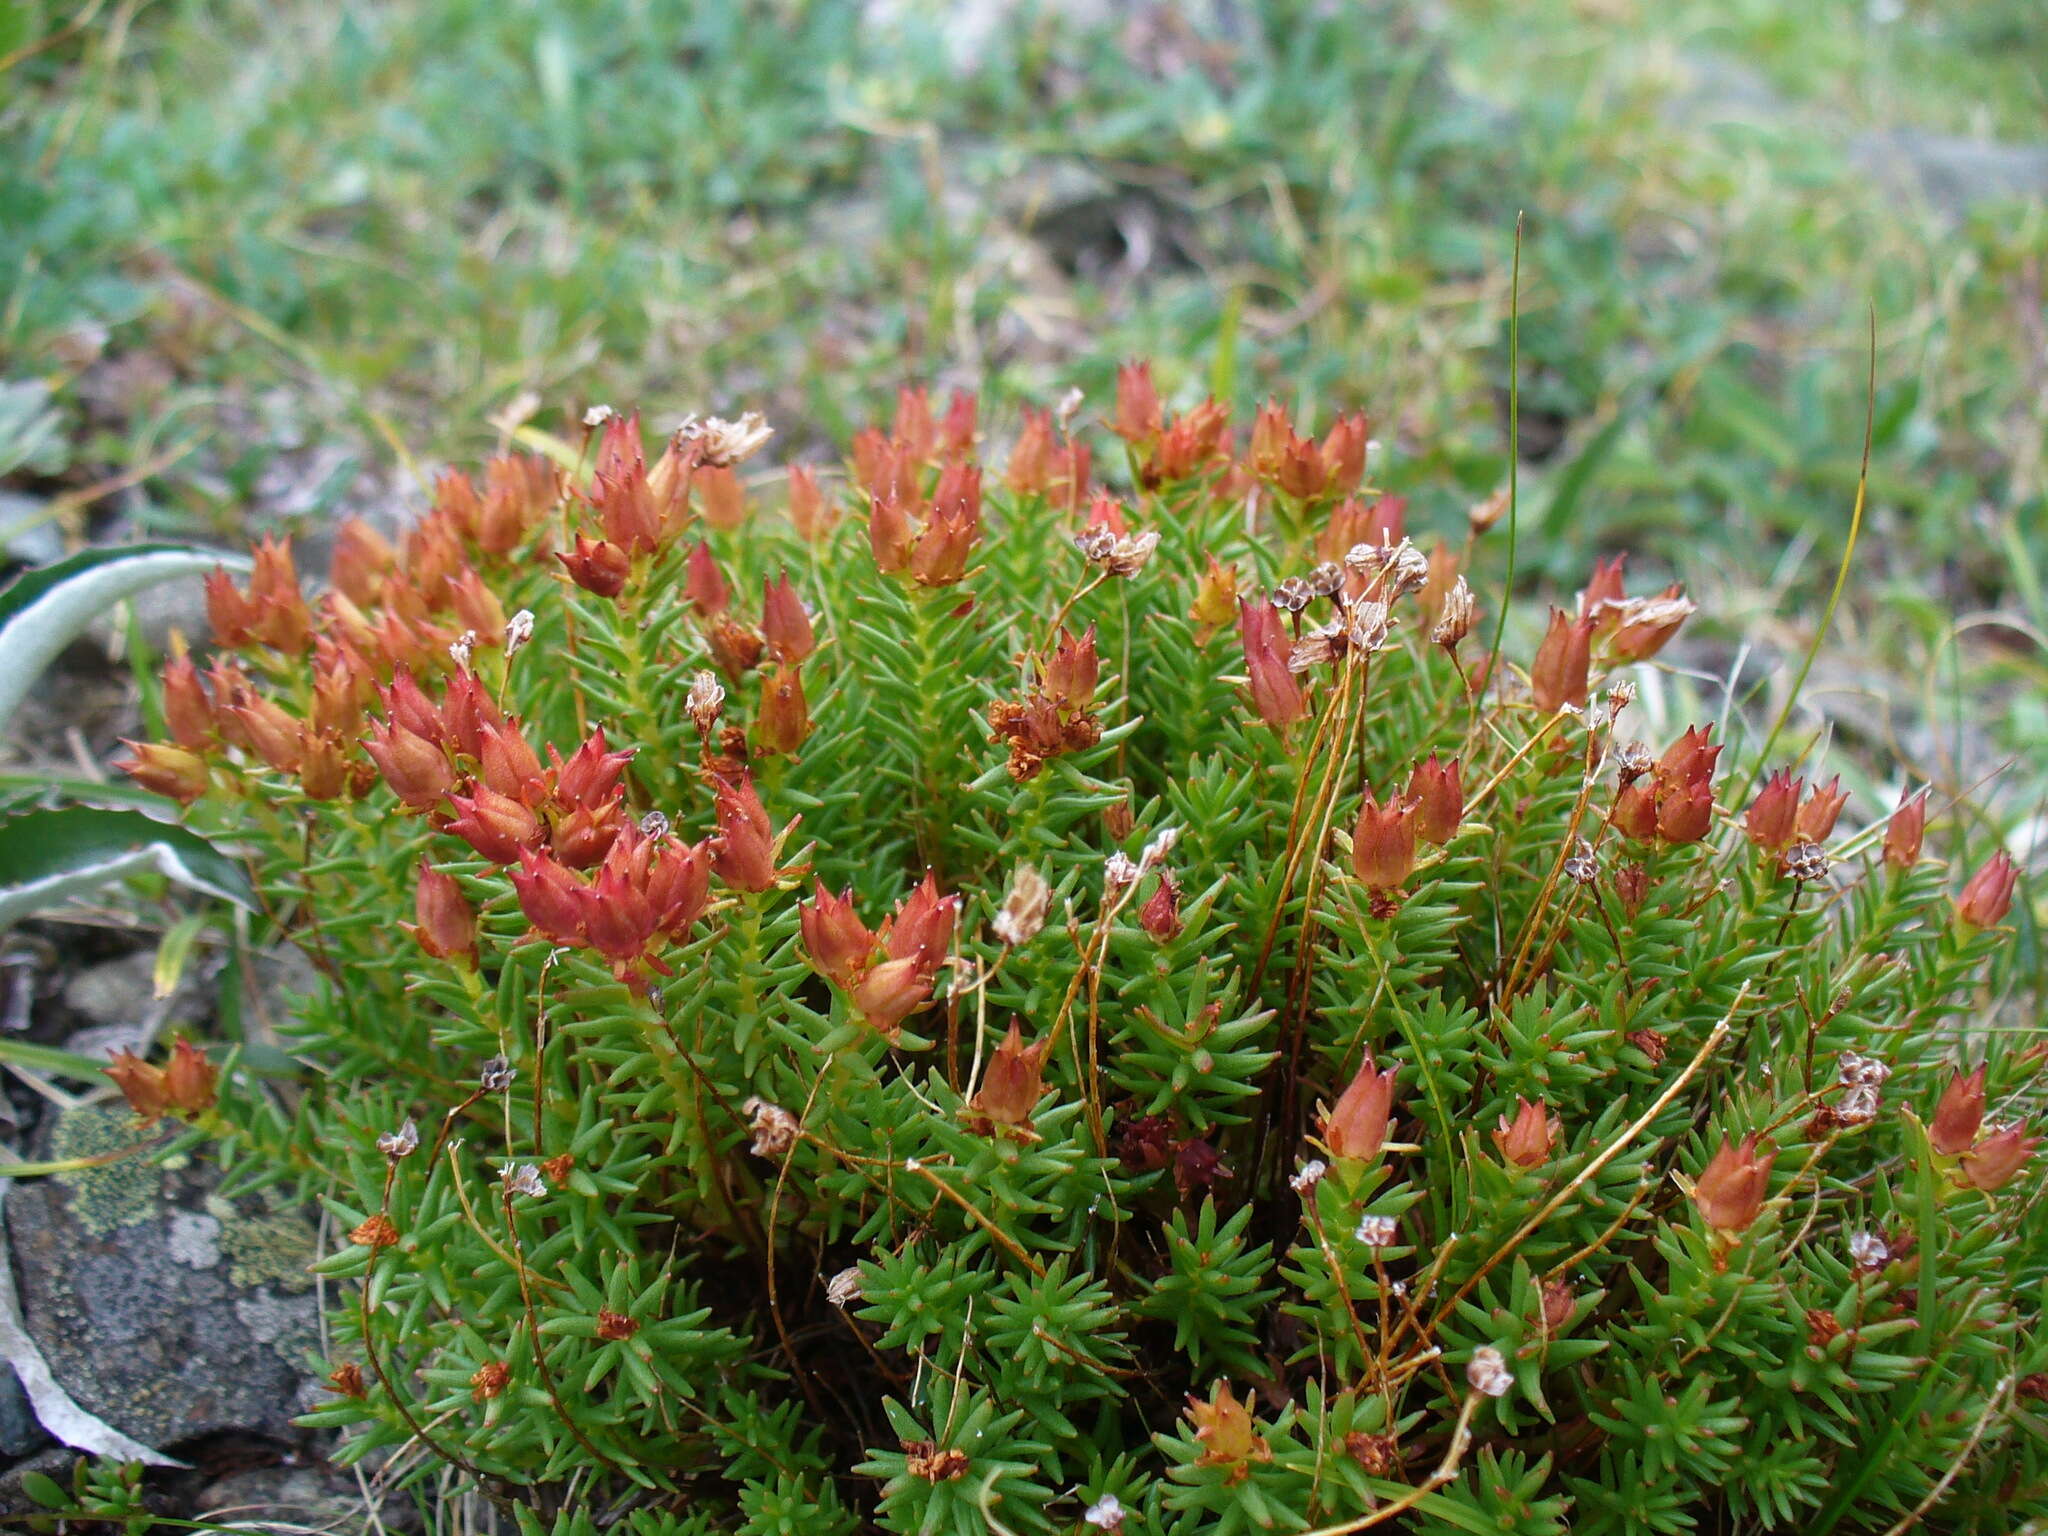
[1849,130,2048,220]
[0,1365,43,1459]
[198,1461,421,1533]
[5,1106,321,1453]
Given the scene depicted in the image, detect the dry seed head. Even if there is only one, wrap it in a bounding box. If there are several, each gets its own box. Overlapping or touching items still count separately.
[378,1118,419,1160]
[1272,576,1313,613]
[1431,577,1475,647]
[744,1096,799,1158]
[687,670,726,733]
[480,1056,515,1092]
[1073,526,1115,562]
[1105,852,1142,893]
[503,609,535,657]
[1784,841,1831,883]
[1383,539,1429,596]
[449,630,477,669]
[1837,1052,1890,1087]
[1105,530,1160,577]
[993,862,1052,947]
[1307,561,1344,597]
[1140,825,1180,870]
[1469,488,1510,531]
[1618,741,1654,780]
[640,809,671,838]
[501,1163,546,1199]
[826,1266,863,1308]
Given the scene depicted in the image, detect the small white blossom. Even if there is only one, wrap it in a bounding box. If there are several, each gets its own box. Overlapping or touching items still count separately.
[1848,1231,1890,1270]
[1084,1494,1126,1531]
[1289,1159,1328,1194]
[1105,852,1141,893]
[1139,826,1180,871]
[1055,387,1085,431]
[687,670,727,734]
[448,630,477,669]
[1837,1052,1891,1087]
[582,404,615,428]
[1466,1345,1513,1398]
[1354,1214,1399,1247]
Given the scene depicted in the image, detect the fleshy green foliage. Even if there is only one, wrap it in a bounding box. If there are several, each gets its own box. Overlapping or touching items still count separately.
[116,382,2044,1532]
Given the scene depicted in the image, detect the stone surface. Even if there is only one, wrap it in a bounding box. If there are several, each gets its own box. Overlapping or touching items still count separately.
[5,1105,322,1454]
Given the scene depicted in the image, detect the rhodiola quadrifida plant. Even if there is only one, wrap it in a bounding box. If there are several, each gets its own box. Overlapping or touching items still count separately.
[102,369,2044,1534]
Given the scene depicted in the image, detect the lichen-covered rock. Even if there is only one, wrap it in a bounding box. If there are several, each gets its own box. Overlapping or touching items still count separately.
[6,1106,322,1454]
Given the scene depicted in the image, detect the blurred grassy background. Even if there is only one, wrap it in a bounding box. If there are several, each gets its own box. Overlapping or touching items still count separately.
[2,0,2043,866]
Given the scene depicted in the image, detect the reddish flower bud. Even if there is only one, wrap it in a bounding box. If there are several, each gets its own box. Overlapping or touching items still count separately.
[558,535,631,599]
[1795,776,1848,843]
[969,1021,1050,1131]
[1929,1067,1987,1156]
[1960,1124,2038,1192]
[1883,788,1927,871]
[1190,556,1241,638]
[477,721,546,804]
[511,849,586,943]
[1955,851,2020,930]
[1608,585,1695,661]
[1656,775,1714,845]
[710,772,778,892]
[204,567,259,647]
[106,1048,170,1121]
[1144,398,1232,486]
[868,492,915,574]
[1657,726,1722,787]
[753,664,813,756]
[550,729,635,812]
[1407,755,1463,845]
[447,785,542,864]
[1613,779,1658,843]
[379,667,447,749]
[800,882,875,989]
[685,541,731,616]
[1041,625,1099,707]
[161,653,214,750]
[1112,361,1162,443]
[1248,400,1292,479]
[1189,1380,1268,1468]
[116,741,210,804]
[407,862,477,962]
[247,537,312,653]
[163,1038,218,1117]
[761,572,816,664]
[1006,407,1057,495]
[480,453,556,554]
[1238,598,1306,731]
[1745,769,1803,852]
[1691,1134,1775,1235]
[1322,1053,1398,1162]
[892,385,937,463]
[695,464,746,532]
[1320,412,1369,497]
[363,720,453,811]
[787,464,832,542]
[1275,434,1329,501]
[580,863,658,964]
[1138,869,1182,942]
[231,694,305,775]
[549,802,624,869]
[646,837,710,937]
[940,387,978,461]
[446,565,506,641]
[1530,608,1595,712]
[296,731,351,801]
[440,668,502,761]
[910,501,978,587]
[1492,1097,1559,1168]
[1351,791,1417,891]
[887,873,960,966]
[853,956,932,1036]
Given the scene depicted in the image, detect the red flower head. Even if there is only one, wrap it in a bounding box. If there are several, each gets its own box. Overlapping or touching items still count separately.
[1795,776,1849,843]
[550,728,635,812]
[868,491,916,575]
[1691,1134,1775,1235]
[204,566,259,647]
[1883,788,1927,871]
[1351,791,1417,892]
[1138,870,1183,942]
[800,882,875,989]
[761,572,816,664]
[1041,625,1100,707]
[1237,598,1306,731]
[1492,1097,1559,1168]
[753,664,813,757]
[559,535,631,598]
[1745,769,1803,852]
[407,862,477,963]
[1407,755,1464,846]
[1112,361,1162,444]
[787,465,832,542]
[852,956,932,1037]
[695,465,746,532]
[1530,608,1595,712]
[1929,1066,1987,1156]
[710,771,778,892]
[447,785,542,864]
[1956,851,2021,931]
[685,541,731,617]
[1578,555,1628,624]
[581,858,659,965]
[1322,1053,1398,1162]
[362,720,453,811]
[1961,1124,2038,1193]
[886,872,960,967]
[379,667,446,750]
[645,836,711,938]
[969,1021,1050,1131]
[511,848,586,944]
[477,721,546,805]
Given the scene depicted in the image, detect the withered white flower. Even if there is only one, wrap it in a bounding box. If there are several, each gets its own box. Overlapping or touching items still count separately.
[1432,576,1476,647]
[1354,1213,1399,1247]
[1467,1345,1513,1397]
[1289,1158,1328,1194]
[825,1266,863,1308]
[501,1163,546,1199]
[687,670,726,734]
[503,609,535,657]
[677,411,774,468]
[377,1119,419,1160]
[993,863,1051,947]
[743,1096,799,1159]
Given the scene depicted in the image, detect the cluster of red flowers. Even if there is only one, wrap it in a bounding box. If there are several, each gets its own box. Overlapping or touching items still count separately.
[851,388,986,588]
[798,873,960,1039]
[1349,754,1464,897]
[557,413,745,597]
[988,625,1103,782]
[1613,726,1719,846]
[1109,362,1235,490]
[1929,1067,2039,1192]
